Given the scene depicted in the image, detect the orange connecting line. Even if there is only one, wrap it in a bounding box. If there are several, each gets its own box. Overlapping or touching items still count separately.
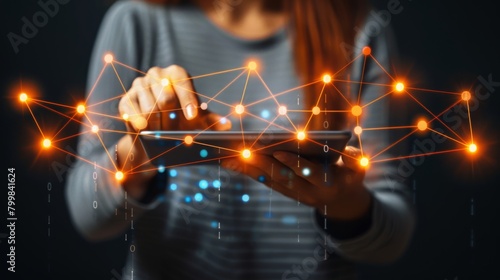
[17,47,478,181]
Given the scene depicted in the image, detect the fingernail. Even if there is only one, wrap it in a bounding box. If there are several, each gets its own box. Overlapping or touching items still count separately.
[185,103,196,119]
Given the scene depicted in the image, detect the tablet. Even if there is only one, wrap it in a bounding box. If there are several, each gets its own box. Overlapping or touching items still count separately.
[139,130,352,167]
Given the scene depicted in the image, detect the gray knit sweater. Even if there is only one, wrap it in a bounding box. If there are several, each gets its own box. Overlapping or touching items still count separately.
[65,1,415,279]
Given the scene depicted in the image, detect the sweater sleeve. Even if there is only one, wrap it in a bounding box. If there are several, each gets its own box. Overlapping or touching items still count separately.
[320,24,416,264]
[64,1,165,241]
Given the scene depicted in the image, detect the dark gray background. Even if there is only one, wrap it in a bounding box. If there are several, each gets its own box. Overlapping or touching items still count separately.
[1,0,499,279]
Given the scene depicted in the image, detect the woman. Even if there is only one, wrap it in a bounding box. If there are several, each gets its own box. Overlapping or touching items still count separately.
[66,0,415,279]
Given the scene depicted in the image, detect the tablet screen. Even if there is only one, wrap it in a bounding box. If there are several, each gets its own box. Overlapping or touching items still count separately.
[139,130,351,167]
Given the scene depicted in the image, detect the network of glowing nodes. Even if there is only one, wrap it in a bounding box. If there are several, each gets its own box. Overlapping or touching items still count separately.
[18,46,479,182]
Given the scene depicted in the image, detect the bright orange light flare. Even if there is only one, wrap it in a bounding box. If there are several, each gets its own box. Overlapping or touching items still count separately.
[322,74,332,83]
[417,120,427,131]
[354,126,363,135]
[278,105,287,115]
[161,78,170,87]
[122,113,129,121]
[468,143,477,153]
[104,53,114,64]
[19,93,28,102]
[184,135,194,145]
[235,104,245,115]
[91,125,99,133]
[362,46,371,56]
[42,139,51,149]
[351,105,362,117]
[395,82,405,92]
[115,171,124,181]
[360,157,369,167]
[297,131,306,141]
[242,149,252,159]
[462,91,471,101]
[312,106,320,115]
[200,102,208,110]
[248,61,257,71]
[76,104,86,114]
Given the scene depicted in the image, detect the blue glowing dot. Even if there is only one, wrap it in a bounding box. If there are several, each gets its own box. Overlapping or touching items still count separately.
[194,193,203,202]
[200,149,208,158]
[220,117,227,124]
[184,196,191,203]
[158,165,166,173]
[302,168,311,176]
[169,112,176,119]
[212,180,221,188]
[211,221,218,228]
[169,169,178,177]
[258,175,266,182]
[281,215,297,225]
[155,133,161,139]
[261,110,270,119]
[242,194,250,202]
[169,183,177,191]
[199,179,209,189]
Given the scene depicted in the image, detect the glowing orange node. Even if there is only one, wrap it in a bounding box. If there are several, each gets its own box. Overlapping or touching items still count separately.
[468,143,477,153]
[362,46,371,56]
[360,157,369,167]
[200,102,208,110]
[122,113,129,121]
[42,139,51,149]
[76,104,86,114]
[322,74,332,83]
[417,120,427,131]
[354,126,363,135]
[91,125,99,133]
[19,93,28,102]
[312,106,321,115]
[115,171,124,181]
[248,61,257,71]
[297,131,306,141]
[351,105,362,117]
[235,104,245,115]
[395,82,405,92]
[184,135,194,145]
[462,91,471,101]
[104,53,114,64]
[161,78,170,87]
[278,105,287,115]
[242,149,252,159]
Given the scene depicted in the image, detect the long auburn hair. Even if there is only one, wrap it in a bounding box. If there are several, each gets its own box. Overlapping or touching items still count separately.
[144,0,367,130]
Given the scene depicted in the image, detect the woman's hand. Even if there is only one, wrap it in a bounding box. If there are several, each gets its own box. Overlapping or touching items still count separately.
[221,146,372,220]
[116,65,231,199]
